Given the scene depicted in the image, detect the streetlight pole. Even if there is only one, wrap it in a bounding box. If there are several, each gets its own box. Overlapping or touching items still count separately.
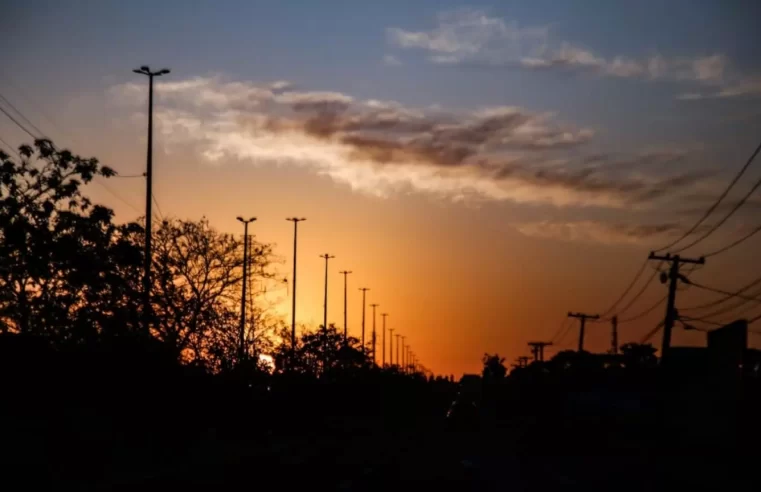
[382,314,389,367]
[237,216,256,362]
[359,288,369,353]
[370,303,379,364]
[395,334,401,369]
[286,218,306,352]
[388,328,394,367]
[401,336,406,372]
[320,254,335,330]
[133,65,170,336]
[339,270,352,344]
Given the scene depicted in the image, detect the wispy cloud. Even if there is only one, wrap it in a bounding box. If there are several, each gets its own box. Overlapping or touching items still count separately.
[110,75,713,209]
[383,54,402,66]
[513,220,715,245]
[386,9,761,99]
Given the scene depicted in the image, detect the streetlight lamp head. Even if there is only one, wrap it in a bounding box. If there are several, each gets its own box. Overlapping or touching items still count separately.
[236,216,244,222]
[249,217,257,222]
[159,68,171,75]
[140,65,150,72]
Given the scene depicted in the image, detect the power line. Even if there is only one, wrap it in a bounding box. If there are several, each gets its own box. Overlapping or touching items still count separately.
[550,317,571,343]
[0,92,47,138]
[655,138,761,252]
[702,222,761,258]
[152,193,165,220]
[618,295,667,323]
[0,104,38,140]
[689,280,761,305]
[609,265,662,319]
[599,258,649,318]
[0,91,143,216]
[674,173,761,254]
[0,134,20,158]
[681,273,761,311]
[640,321,663,344]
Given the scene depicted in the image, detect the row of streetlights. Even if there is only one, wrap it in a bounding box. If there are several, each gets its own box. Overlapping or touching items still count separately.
[133,65,420,372]
[238,216,418,372]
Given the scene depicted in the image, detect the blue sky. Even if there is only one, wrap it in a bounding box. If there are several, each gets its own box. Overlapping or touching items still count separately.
[5,0,760,155]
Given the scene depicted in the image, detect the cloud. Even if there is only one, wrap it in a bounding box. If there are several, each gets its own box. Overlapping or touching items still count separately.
[676,93,705,101]
[514,220,693,245]
[110,75,714,209]
[387,9,760,98]
[383,54,402,66]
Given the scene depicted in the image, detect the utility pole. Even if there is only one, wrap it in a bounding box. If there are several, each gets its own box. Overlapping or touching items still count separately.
[370,303,379,363]
[568,312,600,352]
[611,316,619,355]
[648,252,705,363]
[286,218,306,353]
[395,334,401,368]
[382,314,389,367]
[320,254,335,330]
[358,288,370,353]
[236,216,256,361]
[133,65,170,336]
[387,327,394,367]
[515,356,531,368]
[528,341,552,362]
[339,270,352,344]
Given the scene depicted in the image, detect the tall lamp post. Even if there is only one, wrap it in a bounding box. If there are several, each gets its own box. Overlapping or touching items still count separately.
[286,218,306,352]
[339,270,352,344]
[133,65,170,335]
[358,288,369,353]
[237,216,256,361]
[320,254,335,330]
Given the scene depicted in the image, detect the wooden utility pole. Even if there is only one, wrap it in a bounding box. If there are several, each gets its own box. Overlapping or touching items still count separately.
[568,312,600,352]
[648,252,705,363]
[516,356,531,368]
[611,316,618,355]
[528,341,552,362]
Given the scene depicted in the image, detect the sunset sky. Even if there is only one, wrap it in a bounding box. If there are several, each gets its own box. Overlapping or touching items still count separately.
[3,0,761,375]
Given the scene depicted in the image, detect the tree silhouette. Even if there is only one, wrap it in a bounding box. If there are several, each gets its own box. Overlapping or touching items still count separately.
[147,217,282,371]
[620,342,658,369]
[0,140,143,345]
[482,353,507,380]
[273,323,368,377]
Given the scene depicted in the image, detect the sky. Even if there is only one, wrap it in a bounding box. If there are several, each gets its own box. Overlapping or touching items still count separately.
[2,0,761,375]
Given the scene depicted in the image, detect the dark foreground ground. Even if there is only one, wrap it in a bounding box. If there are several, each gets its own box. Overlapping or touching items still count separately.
[2,341,759,490]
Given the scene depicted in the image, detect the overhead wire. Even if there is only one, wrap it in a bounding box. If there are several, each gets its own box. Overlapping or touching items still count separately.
[681,273,761,311]
[0,134,20,158]
[618,295,667,323]
[688,280,761,305]
[673,160,761,254]
[655,138,761,253]
[0,93,47,139]
[0,89,144,216]
[598,258,649,318]
[702,222,761,258]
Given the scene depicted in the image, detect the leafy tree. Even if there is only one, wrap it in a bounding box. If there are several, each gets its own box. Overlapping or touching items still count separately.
[620,342,658,369]
[0,140,143,345]
[149,217,279,370]
[273,324,368,377]
[482,353,507,380]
